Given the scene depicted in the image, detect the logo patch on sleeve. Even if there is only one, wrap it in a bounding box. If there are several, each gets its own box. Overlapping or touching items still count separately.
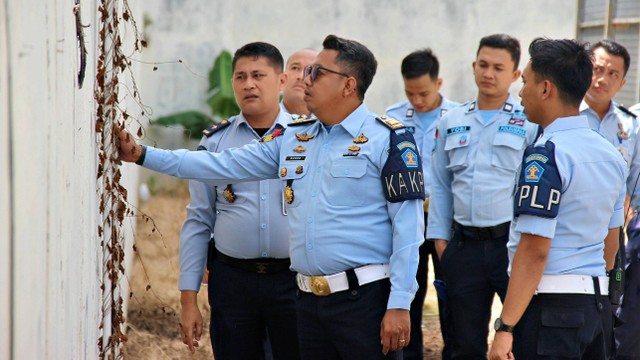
[514,140,562,219]
[381,130,425,203]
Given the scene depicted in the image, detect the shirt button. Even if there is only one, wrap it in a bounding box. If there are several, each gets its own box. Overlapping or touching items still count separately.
[261,195,266,200]
[307,244,313,250]
[261,223,267,229]
[311,191,317,197]
[344,169,350,175]
[307,217,313,224]
[261,252,268,257]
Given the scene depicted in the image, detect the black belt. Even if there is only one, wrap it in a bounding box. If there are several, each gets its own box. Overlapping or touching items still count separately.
[453,221,510,241]
[216,250,291,274]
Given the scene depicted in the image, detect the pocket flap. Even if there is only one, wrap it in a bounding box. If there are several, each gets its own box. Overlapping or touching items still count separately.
[541,308,584,328]
[493,130,526,150]
[330,160,367,178]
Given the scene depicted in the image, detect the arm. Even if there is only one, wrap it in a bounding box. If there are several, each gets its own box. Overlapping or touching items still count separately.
[426,120,455,242]
[117,128,282,183]
[489,233,551,360]
[179,176,217,352]
[603,227,620,271]
[381,198,424,355]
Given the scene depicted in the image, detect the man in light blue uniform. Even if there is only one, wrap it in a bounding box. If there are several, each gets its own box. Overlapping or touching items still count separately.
[489,37,626,360]
[580,40,639,211]
[427,34,538,359]
[119,35,424,359]
[179,42,300,359]
[281,48,317,116]
[385,48,458,360]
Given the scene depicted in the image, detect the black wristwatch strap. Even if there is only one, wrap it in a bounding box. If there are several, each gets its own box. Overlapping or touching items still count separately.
[135,145,147,165]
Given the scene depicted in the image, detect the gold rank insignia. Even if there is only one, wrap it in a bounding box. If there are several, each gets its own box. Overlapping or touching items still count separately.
[223,185,236,203]
[353,133,369,144]
[348,145,361,152]
[284,186,294,204]
[280,167,287,177]
[293,145,306,153]
[295,133,315,142]
[295,165,303,174]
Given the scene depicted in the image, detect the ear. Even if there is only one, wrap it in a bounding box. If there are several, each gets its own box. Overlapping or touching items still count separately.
[436,78,443,90]
[472,61,477,72]
[541,80,552,99]
[619,77,627,90]
[343,77,358,97]
[279,72,287,90]
[511,69,522,83]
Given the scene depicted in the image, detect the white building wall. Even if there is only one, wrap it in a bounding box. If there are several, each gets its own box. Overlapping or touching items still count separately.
[138,0,578,143]
[1,0,138,358]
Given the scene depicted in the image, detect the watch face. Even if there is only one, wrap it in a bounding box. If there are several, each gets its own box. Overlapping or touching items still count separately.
[494,318,502,331]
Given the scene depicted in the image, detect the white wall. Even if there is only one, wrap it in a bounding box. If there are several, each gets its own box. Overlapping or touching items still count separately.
[137,0,578,139]
[1,0,138,358]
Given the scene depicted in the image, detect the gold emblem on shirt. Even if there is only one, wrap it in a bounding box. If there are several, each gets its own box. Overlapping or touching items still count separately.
[353,133,369,144]
[293,145,306,153]
[223,185,235,203]
[280,167,287,177]
[284,186,294,204]
[295,133,315,142]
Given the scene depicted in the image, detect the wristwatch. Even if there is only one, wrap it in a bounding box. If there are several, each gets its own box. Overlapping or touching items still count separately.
[494,317,515,333]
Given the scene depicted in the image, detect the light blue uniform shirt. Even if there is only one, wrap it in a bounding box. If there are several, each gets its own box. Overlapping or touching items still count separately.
[141,103,424,309]
[581,101,640,209]
[385,96,459,197]
[427,95,539,240]
[178,111,291,292]
[508,115,627,276]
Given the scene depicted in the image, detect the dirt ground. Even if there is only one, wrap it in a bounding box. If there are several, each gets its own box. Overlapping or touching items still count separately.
[124,186,444,359]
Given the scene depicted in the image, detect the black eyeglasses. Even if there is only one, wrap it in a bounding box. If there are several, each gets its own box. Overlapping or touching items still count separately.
[303,65,349,82]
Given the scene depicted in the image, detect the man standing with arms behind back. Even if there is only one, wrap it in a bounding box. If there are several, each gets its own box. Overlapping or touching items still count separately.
[281,48,318,116]
[386,48,458,360]
[179,42,300,359]
[428,34,538,359]
[117,34,424,359]
[489,37,626,360]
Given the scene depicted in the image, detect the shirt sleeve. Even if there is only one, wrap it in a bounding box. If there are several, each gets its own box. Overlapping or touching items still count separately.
[141,137,282,184]
[628,130,640,210]
[386,198,424,309]
[426,118,454,240]
[611,173,627,229]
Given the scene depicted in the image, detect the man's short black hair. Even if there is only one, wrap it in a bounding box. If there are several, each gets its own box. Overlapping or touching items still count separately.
[477,34,521,70]
[322,34,377,100]
[232,42,284,73]
[401,49,440,81]
[528,37,593,107]
[591,39,631,76]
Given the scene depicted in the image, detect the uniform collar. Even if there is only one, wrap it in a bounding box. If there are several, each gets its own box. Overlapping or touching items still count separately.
[336,103,371,138]
[466,94,517,114]
[579,100,616,118]
[237,108,290,131]
[544,115,590,134]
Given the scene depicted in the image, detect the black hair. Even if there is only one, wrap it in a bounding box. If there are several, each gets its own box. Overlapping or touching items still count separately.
[477,34,521,70]
[528,37,593,107]
[401,49,440,81]
[322,34,377,100]
[591,40,631,76]
[232,42,284,73]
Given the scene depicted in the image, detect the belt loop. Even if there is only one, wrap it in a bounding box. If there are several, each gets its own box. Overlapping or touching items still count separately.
[592,276,604,312]
[346,268,359,290]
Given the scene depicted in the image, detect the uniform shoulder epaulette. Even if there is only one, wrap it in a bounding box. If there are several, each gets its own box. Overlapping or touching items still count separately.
[287,114,318,126]
[202,118,233,137]
[376,115,405,130]
[618,104,637,119]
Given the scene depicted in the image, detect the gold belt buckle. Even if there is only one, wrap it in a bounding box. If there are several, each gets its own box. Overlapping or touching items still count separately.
[309,276,330,296]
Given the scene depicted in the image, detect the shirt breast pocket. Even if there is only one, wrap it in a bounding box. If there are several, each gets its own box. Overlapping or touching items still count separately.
[491,132,526,171]
[281,162,307,208]
[326,160,368,206]
[444,133,471,171]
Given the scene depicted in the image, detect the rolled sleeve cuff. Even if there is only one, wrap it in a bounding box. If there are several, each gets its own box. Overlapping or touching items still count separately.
[514,215,556,239]
[426,229,451,241]
[609,207,624,228]
[178,272,204,293]
[387,290,414,310]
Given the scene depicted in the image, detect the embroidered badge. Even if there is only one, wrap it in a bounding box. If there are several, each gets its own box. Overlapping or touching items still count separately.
[223,184,236,203]
[459,135,468,145]
[396,141,417,151]
[381,129,425,203]
[353,133,369,144]
[295,133,315,142]
[261,128,284,142]
[401,149,419,168]
[525,162,544,183]
[498,125,526,137]
[406,109,415,118]
[509,115,526,126]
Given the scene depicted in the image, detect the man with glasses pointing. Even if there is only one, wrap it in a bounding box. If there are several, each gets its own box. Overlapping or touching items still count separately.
[117,34,424,359]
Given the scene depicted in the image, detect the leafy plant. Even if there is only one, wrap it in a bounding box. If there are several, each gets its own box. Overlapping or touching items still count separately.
[154,50,239,135]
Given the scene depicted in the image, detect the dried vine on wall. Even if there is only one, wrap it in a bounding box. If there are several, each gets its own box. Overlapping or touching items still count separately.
[94,0,145,358]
